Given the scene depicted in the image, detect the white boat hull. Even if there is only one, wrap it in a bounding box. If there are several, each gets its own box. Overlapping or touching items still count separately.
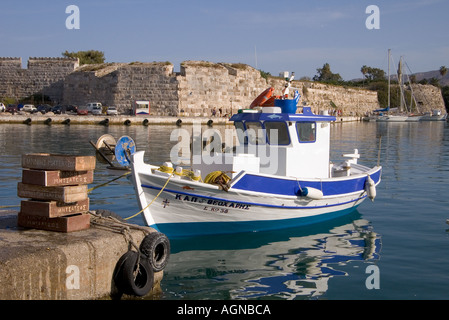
[376,115,409,122]
[131,151,382,238]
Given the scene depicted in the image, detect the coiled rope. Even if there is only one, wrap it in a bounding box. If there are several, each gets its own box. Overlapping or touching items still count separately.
[204,171,231,191]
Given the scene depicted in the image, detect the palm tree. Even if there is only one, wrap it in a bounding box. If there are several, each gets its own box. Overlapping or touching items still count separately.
[440,66,447,78]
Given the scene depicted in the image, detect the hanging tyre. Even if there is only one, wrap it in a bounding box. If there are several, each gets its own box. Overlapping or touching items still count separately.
[139,232,170,272]
[113,250,154,297]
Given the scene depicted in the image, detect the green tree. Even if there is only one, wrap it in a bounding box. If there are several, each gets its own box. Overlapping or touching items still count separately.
[313,63,342,83]
[360,65,385,81]
[62,50,105,65]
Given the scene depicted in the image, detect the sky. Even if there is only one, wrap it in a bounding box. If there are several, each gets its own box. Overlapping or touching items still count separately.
[1,0,448,80]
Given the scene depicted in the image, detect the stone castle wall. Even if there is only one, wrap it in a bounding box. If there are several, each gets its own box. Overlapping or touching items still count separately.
[63,62,179,115]
[0,57,79,103]
[177,61,269,117]
[0,57,445,116]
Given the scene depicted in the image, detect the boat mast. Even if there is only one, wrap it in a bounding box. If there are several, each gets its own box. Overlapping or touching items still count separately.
[398,56,404,113]
[387,49,391,109]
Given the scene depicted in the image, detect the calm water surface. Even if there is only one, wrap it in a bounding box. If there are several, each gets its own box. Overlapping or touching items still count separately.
[1,121,449,300]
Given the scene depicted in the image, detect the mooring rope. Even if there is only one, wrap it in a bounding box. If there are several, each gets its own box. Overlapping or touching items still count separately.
[87,171,131,193]
[123,171,173,221]
[89,211,151,278]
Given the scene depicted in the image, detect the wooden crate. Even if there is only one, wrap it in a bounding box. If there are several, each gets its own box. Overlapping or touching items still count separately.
[22,169,94,186]
[20,199,89,218]
[17,212,90,232]
[18,153,94,232]
[22,153,96,171]
[17,182,88,203]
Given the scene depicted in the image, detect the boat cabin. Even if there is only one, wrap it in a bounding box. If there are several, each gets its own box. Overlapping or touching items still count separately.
[191,103,336,180]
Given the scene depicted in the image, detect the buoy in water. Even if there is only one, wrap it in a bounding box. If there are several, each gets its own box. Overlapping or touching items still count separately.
[142,119,149,126]
[44,118,52,125]
[124,119,131,126]
[207,119,213,127]
[24,118,32,125]
[62,118,71,125]
[176,119,182,126]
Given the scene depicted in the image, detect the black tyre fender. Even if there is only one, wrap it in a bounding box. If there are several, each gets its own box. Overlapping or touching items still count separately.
[113,250,154,297]
[139,232,170,272]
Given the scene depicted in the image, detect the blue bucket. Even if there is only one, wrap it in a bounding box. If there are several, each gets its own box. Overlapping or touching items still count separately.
[274,99,297,113]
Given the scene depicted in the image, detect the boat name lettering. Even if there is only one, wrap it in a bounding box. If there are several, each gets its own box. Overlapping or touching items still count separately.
[174,194,251,210]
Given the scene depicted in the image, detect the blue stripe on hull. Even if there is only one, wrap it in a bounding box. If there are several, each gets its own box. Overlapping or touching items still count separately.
[141,183,367,209]
[150,206,359,238]
[232,169,381,196]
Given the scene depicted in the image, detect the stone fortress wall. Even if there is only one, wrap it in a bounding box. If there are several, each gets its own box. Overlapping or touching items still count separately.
[0,57,79,103]
[0,57,445,117]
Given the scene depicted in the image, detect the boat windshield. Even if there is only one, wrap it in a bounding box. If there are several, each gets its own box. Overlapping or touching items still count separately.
[234,121,246,144]
[264,121,290,145]
[245,121,265,145]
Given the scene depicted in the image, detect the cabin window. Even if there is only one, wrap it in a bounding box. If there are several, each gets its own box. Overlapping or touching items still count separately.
[296,122,316,142]
[234,121,246,144]
[245,121,265,145]
[264,121,290,145]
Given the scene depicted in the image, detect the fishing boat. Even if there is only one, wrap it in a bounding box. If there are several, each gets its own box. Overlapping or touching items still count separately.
[122,84,382,238]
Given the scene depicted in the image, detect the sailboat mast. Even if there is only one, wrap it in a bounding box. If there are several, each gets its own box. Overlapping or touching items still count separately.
[387,49,391,108]
[398,56,404,113]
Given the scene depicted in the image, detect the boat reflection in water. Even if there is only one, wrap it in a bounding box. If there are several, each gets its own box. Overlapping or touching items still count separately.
[162,210,381,300]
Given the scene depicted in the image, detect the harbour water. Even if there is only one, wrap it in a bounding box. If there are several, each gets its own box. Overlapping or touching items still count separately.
[1,120,449,300]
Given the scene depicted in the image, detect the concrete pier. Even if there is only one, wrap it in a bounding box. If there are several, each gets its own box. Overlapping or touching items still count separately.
[0,113,232,126]
[0,210,163,300]
[0,113,362,126]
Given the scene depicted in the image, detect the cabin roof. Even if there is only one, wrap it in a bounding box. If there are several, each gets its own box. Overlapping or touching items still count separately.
[229,107,336,123]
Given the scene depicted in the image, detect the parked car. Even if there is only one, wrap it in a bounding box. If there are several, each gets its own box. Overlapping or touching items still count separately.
[91,106,102,115]
[0,103,5,112]
[106,106,118,115]
[66,105,78,113]
[37,104,52,114]
[51,105,64,114]
[6,104,17,113]
[22,104,37,113]
[77,107,88,115]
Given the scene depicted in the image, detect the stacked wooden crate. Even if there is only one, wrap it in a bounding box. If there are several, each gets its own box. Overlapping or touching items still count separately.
[17,153,95,232]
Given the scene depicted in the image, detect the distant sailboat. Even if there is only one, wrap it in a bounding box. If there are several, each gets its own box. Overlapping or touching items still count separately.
[377,52,424,122]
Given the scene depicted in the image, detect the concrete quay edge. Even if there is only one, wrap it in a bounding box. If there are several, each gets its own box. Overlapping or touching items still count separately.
[0,113,362,126]
[0,210,163,300]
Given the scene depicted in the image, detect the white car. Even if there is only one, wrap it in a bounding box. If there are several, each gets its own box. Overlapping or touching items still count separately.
[22,104,37,113]
[106,106,118,115]
[0,103,5,112]
[91,106,102,115]
[86,102,102,113]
